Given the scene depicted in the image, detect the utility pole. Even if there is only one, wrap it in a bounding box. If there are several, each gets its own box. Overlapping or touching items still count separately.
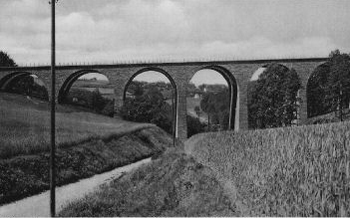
[50,0,57,216]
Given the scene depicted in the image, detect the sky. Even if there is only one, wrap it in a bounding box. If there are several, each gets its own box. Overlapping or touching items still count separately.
[81,70,227,86]
[133,70,227,86]
[1,0,350,84]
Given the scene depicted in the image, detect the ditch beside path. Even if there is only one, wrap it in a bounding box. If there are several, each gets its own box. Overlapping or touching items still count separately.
[0,158,151,217]
[184,135,247,216]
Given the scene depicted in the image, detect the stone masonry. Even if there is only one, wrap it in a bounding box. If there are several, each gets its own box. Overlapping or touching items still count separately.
[0,58,327,141]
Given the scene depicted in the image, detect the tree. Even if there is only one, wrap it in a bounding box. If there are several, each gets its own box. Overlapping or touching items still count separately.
[200,87,231,131]
[200,92,216,129]
[194,106,201,118]
[120,87,173,134]
[248,64,301,129]
[128,81,144,97]
[91,89,109,112]
[0,51,17,67]
[307,63,332,117]
[324,50,350,121]
[187,115,205,138]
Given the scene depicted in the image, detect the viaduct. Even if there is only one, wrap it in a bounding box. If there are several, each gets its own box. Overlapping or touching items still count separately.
[0,58,327,141]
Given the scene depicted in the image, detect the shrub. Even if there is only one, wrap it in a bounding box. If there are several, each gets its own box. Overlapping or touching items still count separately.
[65,88,112,115]
[187,115,205,138]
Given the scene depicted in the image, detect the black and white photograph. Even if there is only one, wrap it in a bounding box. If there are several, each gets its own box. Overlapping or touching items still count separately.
[0,0,350,216]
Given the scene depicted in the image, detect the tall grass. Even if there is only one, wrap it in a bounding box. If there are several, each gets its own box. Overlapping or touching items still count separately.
[187,122,350,216]
[0,93,154,159]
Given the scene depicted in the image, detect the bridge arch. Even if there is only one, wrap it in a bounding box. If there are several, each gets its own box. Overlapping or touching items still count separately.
[0,71,49,100]
[58,69,111,104]
[122,67,178,138]
[189,65,239,132]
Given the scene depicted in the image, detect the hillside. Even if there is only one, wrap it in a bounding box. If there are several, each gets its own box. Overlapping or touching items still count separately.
[1,127,173,205]
[0,92,155,158]
[185,122,350,216]
[0,92,175,205]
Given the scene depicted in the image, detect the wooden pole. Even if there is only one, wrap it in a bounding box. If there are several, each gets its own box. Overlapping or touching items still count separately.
[50,0,56,216]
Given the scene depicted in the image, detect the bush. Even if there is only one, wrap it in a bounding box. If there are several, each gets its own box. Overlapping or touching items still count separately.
[65,88,113,115]
[7,76,49,101]
[187,115,205,138]
[189,122,350,216]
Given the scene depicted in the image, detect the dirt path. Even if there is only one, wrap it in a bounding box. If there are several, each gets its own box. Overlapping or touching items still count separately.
[184,135,245,216]
[184,133,205,155]
[0,158,151,217]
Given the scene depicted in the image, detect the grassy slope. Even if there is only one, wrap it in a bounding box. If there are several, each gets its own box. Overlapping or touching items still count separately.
[0,92,176,204]
[59,149,238,217]
[0,93,154,158]
[186,122,350,216]
[0,127,173,205]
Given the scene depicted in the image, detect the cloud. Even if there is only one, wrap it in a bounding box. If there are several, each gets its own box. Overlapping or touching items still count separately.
[0,0,349,64]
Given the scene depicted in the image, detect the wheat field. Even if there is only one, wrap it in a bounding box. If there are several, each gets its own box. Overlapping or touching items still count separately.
[187,122,350,216]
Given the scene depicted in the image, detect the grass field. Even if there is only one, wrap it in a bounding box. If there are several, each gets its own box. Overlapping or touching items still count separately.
[186,122,350,216]
[0,92,154,159]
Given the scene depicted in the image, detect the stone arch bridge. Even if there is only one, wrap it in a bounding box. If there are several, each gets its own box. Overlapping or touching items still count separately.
[0,58,327,141]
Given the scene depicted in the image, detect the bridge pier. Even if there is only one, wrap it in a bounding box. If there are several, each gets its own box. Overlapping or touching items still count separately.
[175,84,188,141]
[236,82,249,131]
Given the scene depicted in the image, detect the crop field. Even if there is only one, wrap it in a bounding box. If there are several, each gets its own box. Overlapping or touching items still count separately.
[0,92,153,159]
[186,122,350,216]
